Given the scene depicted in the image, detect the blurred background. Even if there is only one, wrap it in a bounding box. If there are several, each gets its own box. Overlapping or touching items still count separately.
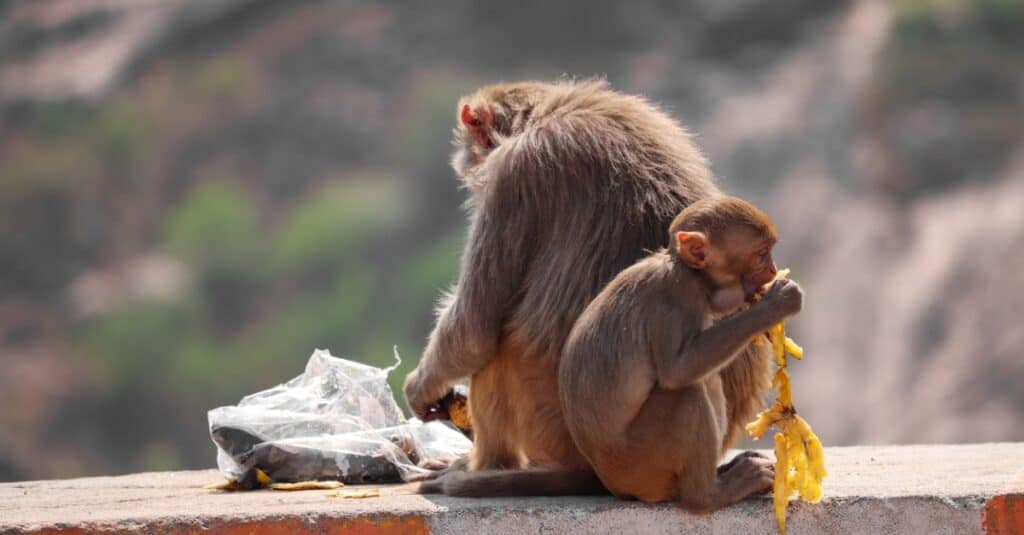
[1,0,1022,482]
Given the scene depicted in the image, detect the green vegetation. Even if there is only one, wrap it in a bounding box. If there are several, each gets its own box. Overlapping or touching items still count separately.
[192,56,253,102]
[165,181,263,270]
[274,178,405,275]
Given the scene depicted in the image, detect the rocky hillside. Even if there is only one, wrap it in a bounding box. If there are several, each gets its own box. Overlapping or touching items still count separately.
[0,0,1021,479]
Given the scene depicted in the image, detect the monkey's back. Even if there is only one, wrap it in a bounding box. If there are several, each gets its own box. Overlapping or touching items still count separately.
[456,80,721,472]
[495,80,720,364]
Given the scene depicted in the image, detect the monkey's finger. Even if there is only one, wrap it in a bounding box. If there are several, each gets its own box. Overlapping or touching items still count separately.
[763,279,788,297]
[757,473,775,493]
[759,269,791,294]
[718,450,764,475]
[747,455,776,470]
[417,459,451,472]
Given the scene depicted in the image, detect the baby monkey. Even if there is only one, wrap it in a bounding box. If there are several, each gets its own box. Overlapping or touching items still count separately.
[559,195,803,511]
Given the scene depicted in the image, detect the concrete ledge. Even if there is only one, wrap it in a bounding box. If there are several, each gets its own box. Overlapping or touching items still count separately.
[2,443,1022,534]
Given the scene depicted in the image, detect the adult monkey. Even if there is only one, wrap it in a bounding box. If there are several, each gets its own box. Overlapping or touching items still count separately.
[405,80,755,492]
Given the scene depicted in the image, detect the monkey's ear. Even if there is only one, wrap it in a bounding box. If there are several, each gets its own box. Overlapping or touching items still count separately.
[676,231,709,269]
[461,104,482,128]
[461,104,494,149]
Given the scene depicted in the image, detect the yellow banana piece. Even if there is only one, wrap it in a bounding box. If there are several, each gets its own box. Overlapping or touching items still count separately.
[784,337,803,360]
[745,269,826,534]
[773,432,789,535]
[745,401,785,439]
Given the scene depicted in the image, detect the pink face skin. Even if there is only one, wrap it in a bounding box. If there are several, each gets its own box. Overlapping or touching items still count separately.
[677,231,777,314]
[739,239,778,299]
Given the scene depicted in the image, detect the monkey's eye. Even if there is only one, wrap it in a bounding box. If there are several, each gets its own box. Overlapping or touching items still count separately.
[753,249,770,267]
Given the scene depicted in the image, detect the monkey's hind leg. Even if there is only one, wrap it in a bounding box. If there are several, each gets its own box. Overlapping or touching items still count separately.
[677,439,774,512]
[466,358,523,471]
[469,409,521,470]
[675,393,774,512]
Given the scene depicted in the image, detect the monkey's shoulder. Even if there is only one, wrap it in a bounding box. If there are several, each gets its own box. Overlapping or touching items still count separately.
[590,252,703,317]
[604,250,670,287]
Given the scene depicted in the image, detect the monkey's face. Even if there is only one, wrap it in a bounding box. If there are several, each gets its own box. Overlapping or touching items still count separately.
[740,239,778,299]
[679,229,777,314]
[450,83,551,181]
[706,232,777,313]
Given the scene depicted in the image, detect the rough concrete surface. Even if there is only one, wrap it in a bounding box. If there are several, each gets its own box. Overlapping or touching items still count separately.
[1,443,1022,534]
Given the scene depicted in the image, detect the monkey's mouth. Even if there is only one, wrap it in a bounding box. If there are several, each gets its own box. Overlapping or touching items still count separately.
[744,270,778,302]
[743,280,762,303]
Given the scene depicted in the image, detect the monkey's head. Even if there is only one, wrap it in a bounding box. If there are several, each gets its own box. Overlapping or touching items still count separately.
[669,196,779,314]
[451,82,553,182]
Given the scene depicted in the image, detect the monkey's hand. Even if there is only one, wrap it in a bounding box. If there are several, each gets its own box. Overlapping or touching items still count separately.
[756,278,803,323]
[404,366,453,421]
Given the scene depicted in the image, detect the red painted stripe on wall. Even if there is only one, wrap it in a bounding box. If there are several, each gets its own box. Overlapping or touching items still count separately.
[985,495,1024,535]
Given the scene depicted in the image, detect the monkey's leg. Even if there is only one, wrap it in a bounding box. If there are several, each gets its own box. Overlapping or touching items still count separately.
[589,387,715,504]
[677,424,774,512]
[515,356,590,470]
[648,387,773,512]
[468,406,520,470]
[467,355,522,470]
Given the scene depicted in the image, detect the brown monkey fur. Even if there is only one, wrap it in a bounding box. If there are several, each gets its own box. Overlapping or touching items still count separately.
[559,196,801,511]
[420,196,795,509]
[406,79,741,494]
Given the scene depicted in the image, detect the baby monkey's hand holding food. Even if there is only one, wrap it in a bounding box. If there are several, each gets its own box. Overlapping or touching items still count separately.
[757,278,804,320]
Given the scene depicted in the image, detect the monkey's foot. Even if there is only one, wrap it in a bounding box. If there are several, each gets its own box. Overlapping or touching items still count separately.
[722,455,775,498]
[717,450,769,476]
[408,455,470,482]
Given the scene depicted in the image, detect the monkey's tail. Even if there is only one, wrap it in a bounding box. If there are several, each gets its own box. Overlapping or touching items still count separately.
[418,468,609,497]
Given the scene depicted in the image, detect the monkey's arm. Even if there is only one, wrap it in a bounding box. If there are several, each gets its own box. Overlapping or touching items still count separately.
[407,149,541,416]
[420,201,532,380]
[410,111,626,415]
[656,303,780,390]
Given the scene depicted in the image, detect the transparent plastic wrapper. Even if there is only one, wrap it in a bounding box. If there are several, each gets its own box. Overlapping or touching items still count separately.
[208,348,471,487]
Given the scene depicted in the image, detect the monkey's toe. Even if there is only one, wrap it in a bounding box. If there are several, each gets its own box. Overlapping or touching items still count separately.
[753,463,774,494]
[724,456,775,497]
[718,450,771,474]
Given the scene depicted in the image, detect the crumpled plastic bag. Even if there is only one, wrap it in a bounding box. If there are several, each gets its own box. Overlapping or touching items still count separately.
[208,348,470,487]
